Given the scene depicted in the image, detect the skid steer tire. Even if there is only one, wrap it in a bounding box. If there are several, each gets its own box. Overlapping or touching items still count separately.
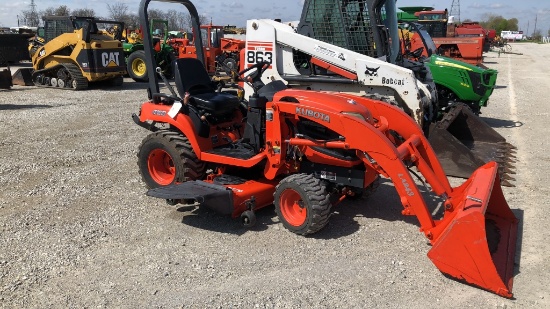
[274,174,331,235]
[137,130,206,189]
[127,50,148,82]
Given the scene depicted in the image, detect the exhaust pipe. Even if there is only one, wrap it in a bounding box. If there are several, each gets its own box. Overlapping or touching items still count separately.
[429,103,516,186]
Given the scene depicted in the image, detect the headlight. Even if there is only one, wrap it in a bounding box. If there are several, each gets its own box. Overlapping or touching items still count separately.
[341,111,366,121]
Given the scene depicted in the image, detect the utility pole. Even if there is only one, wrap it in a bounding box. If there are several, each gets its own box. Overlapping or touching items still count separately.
[533,14,538,37]
[450,0,461,23]
[28,0,38,27]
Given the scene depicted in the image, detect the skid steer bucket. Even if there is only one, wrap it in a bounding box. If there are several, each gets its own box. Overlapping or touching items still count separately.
[11,68,34,86]
[427,162,518,298]
[0,67,12,89]
[429,103,516,186]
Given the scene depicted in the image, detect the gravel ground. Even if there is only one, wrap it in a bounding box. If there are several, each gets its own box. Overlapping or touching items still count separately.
[0,43,549,308]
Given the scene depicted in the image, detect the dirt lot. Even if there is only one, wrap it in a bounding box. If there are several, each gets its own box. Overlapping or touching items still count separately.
[0,43,549,308]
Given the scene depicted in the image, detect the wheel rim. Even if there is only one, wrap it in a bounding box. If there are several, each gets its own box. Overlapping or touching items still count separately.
[71,79,77,89]
[50,78,57,87]
[147,149,176,185]
[58,79,65,88]
[279,188,307,227]
[132,58,146,77]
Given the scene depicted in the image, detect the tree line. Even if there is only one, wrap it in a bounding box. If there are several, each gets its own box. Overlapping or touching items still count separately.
[18,3,209,32]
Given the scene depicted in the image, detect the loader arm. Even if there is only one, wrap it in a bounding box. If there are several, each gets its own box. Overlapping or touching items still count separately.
[244,19,433,125]
[269,91,517,298]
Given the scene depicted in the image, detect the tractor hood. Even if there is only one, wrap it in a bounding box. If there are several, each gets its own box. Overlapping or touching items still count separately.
[273,89,374,124]
[429,55,489,74]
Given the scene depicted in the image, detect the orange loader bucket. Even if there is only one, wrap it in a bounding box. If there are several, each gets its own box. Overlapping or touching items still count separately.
[427,162,518,298]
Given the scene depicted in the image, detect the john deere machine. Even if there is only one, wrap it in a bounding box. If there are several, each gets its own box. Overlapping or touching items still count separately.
[123,19,176,82]
[13,16,126,90]
[399,22,498,115]
[133,0,519,298]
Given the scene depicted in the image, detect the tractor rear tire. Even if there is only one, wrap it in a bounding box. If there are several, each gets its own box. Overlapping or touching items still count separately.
[137,130,206,189]
[274,174,331,235]
[128,50,148,82]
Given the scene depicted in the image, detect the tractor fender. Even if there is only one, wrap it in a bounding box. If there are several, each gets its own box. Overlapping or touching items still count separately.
[138,101,209,157]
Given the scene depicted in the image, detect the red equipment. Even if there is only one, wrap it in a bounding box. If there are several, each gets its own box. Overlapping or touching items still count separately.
[409,9,485,65]
[134,0,520,298]
[169,23,245,74]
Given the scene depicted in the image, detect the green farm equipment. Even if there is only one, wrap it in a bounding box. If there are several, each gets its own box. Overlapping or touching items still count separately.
[124,19,176,82]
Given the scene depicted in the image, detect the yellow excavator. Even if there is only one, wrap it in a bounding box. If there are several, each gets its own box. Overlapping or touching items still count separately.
[13,16,126,90]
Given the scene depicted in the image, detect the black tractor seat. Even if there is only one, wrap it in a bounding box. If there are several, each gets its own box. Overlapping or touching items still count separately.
[173,58,240,116]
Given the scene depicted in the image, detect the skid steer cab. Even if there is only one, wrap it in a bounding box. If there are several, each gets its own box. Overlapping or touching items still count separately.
[133,0,519,299]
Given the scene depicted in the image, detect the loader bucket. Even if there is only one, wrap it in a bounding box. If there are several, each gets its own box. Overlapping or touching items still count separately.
[427,162,518,298]
[0,68,12,89]
[11,68,34,86]
[429,103,516,186]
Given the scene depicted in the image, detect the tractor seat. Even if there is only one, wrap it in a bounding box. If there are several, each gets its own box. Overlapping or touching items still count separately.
[173,58,240,116]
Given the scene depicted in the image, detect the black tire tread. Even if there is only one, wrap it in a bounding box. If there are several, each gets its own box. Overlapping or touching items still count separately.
[137,130,206,188]
[274,173,331,235]
[63,62,88,90]
[127,50,148,82]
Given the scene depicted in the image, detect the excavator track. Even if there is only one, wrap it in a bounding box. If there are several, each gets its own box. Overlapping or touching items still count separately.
[32,63,88,90]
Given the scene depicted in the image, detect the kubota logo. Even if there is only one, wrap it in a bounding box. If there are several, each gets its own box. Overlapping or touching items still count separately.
[296,107,330,122]
[101,52,120,67]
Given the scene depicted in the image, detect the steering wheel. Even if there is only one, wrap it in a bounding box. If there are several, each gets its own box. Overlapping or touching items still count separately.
[407,47,424,59]
[237,61,271,86]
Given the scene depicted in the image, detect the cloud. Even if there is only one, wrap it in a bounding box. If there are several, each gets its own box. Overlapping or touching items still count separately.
[468,3,509,10]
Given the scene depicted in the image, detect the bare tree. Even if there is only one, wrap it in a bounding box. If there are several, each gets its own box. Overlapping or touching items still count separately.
[165,10,187,31]
[71,8,96,18]
[184,13,210,31]
[107,3,129,21]
[107,2,139,28]
[19,9,40,27]
[40,7,57,18]
[147,9,166,21]
[54,5,71,16]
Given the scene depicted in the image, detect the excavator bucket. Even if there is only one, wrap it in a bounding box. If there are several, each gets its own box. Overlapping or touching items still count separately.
[428,162,518,298]
[0,67,12,89]
[429,103,516,186]
[11,68,34,86]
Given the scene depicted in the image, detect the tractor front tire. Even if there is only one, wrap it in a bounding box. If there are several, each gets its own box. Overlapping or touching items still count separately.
[274,174,331,235]
[128,50,148,82]
[137,130,206,189]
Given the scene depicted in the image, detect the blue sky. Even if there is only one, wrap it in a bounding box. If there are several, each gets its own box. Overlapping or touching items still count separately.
[2,0,549,35]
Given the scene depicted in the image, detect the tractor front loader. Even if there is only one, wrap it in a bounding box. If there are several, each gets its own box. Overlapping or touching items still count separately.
[12,16,126,90]
[133,0,519,298]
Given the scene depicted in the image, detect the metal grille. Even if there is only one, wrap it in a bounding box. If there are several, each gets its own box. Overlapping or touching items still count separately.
[304,0,377,57]
[44,18,73,42]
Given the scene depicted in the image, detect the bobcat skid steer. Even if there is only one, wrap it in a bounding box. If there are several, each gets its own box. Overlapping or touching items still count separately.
[243,0,515,184]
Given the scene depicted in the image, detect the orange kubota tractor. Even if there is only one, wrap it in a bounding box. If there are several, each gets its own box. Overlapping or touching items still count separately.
[168,22,245,75]
[133,0,519,298]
